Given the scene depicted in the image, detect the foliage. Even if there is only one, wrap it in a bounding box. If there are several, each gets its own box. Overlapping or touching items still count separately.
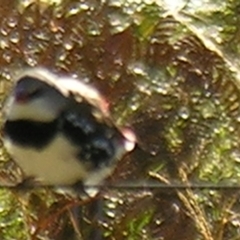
[0,0,240,239]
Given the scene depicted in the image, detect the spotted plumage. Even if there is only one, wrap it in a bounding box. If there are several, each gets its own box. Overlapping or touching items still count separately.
[2,68,135,196]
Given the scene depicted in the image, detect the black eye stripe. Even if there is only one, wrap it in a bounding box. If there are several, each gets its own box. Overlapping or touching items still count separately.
[28,88,43,98]
[15,76,44,99]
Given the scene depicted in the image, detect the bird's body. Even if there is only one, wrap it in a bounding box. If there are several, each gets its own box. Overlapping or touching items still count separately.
[3,133,88,185]
[2,68,135,195]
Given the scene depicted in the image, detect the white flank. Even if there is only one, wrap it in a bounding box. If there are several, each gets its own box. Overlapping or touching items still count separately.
[4,134,88,185]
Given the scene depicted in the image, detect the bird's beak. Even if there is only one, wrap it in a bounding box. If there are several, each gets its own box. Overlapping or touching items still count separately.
[121,127,136,152]
[14,87,29,103]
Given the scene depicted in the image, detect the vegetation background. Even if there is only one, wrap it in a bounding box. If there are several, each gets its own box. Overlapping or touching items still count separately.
[0,0,240,239]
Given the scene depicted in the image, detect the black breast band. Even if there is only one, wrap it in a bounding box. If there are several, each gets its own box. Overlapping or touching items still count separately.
[4,120,58,149]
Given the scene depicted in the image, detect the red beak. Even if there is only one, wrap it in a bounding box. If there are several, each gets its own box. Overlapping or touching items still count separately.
[14,87,29,103]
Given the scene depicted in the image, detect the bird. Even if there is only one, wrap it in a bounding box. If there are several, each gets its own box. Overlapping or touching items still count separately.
[2,67,136,197]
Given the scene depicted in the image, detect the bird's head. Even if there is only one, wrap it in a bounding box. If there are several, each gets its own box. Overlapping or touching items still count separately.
[3,69,68,122]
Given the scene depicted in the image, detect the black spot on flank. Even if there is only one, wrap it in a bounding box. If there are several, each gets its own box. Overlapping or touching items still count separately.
[4,120,58,149]
[62,112,96,145]
[61,102,98,145]
[79,135,115,168]
[59,101,121,168]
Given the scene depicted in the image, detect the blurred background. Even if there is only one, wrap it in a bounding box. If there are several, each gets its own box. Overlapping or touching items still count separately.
[1,0,240,239]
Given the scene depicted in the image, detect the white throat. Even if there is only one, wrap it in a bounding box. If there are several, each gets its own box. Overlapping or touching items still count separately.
[4,96,58,122]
